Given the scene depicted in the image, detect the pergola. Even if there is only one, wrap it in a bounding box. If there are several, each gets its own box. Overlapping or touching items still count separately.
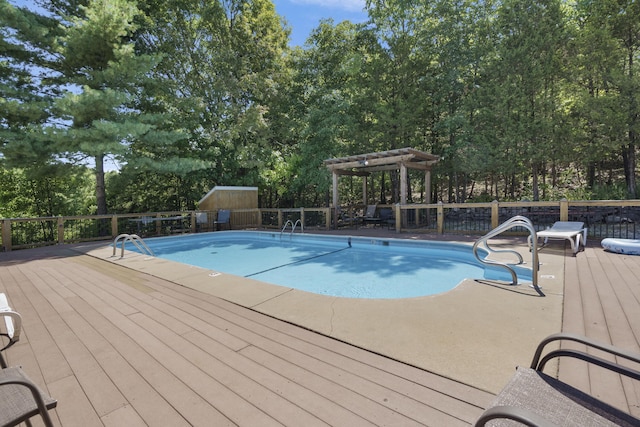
[323,147,440,210]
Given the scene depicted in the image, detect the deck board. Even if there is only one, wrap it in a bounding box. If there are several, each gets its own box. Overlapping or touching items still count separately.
[560,244,640,419]
[2,235,639,425]
[0,246,492,426]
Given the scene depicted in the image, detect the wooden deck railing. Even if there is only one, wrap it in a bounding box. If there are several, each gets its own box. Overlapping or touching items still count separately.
[1,200,639,251]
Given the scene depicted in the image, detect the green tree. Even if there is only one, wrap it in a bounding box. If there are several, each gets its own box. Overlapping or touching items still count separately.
[596,0,640,197]
[133,0,290,209]
[476,0,569,200]
[1,1,63,178]
[564,0,627,192]
[50,0,185,214]
[289,20,367,205]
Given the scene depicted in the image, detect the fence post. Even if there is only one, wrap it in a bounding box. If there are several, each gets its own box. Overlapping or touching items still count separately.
[190,211,197,233]
[491,200,499,229]
[1,219,11,252]
[560,199,569,221]
[111,215,118,237]
[437,202,444,234]
[300,208,305,228]
[323,208,330,229]
[57,216,64,244]
[391,204,399,232]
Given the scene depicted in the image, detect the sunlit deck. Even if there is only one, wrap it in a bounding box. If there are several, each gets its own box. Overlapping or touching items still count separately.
[0,230,638,426]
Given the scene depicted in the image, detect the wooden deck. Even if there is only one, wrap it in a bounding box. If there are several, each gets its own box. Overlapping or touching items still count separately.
[1,245,492,427]
[560,244,640,418]
[1,237,639,425]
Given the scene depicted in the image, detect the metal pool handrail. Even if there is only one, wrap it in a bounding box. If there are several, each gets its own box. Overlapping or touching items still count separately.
[280,219,303,238]
[112,234,155,258]
[472,215,543,296]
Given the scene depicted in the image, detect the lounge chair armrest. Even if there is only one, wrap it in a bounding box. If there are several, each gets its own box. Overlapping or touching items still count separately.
[474,405,559,427]
[0,309,22,350]
[531,332,640,379]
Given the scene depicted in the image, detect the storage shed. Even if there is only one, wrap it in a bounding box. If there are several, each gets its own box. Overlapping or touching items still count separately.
[197,186,258,210]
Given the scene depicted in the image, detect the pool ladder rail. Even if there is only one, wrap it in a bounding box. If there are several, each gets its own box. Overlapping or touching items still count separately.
[281,219,303,238]
[472,215,543,296]
[112,234,155,258]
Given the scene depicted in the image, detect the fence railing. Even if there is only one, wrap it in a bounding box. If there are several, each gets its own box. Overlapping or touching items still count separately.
[2,200,639,251]
[0,208,331,251]
[392,199,640,239]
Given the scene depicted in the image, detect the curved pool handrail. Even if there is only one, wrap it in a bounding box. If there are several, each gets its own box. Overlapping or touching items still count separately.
[473,215,543,296]
[113,233,155,258]
[292,219,304,234]
[281,219,303,238]
[112,233,130,257]
[481,216,535,264]
[281,220,294,237]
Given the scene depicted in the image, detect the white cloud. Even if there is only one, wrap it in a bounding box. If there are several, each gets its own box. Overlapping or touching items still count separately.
[289,0,366,13]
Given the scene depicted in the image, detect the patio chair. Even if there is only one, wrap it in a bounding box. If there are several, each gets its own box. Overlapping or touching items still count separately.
[196,212,211,231]
[475,332,640,426]
[0,293,21,369]
[337,207,360,228]
[0,294,57,427]
[378,208,395,229]
[0,366,57,427]
[362,205,380,226]
[528,221,587,255]
[214,209,231,231]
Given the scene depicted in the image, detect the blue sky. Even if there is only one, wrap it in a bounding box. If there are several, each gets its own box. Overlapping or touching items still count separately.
[272,0,369,46]
[12,0,369,48]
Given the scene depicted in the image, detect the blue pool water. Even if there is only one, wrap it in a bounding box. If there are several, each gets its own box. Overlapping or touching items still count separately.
[125,231,531,299]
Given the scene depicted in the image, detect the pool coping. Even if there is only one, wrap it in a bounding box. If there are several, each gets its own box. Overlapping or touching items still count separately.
[76,232,565,394]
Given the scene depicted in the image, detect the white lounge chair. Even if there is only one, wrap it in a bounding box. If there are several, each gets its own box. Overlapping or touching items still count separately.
[528,221,587,255]
[0,293,21,369]
[0,294,57,427]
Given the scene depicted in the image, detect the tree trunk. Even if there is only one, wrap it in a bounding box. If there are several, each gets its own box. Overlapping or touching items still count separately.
[95,153,107,215]
[623,142,636,197]
[532,162,540,201]
[624,39,637,197]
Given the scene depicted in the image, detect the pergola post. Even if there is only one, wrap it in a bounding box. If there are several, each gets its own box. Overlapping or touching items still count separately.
[362,176,367,205]
[400,162,407,204]
[424,169,432,204]
[332,171,339,228]
[332,171,339,208]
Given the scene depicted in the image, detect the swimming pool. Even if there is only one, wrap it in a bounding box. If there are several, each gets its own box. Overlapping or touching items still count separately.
[124,231,532,299]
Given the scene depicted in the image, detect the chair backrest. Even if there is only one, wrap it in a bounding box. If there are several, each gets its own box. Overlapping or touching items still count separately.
[0,366,57,427]
[364,205,377,218]
[379,208,393,220]
[217,209,230,223]
[196,212,208,224]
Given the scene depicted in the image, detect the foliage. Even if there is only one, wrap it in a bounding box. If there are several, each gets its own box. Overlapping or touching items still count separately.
[0,162,94,217]
[2,0,640,218]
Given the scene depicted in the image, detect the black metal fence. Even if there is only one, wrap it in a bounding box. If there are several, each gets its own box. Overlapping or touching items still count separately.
[2,201,639,251]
